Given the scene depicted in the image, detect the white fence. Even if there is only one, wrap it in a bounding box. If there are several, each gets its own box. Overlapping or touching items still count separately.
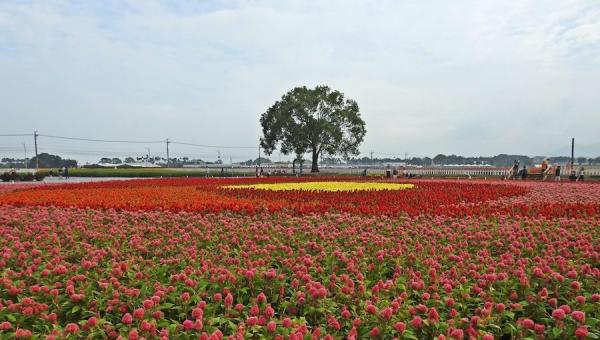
[404,165,600,178]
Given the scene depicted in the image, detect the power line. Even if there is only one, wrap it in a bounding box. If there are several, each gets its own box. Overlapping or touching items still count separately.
[170,140,255,149]
[0,133,31,137]
[32,133,256,149]
[38,134,165,144]
[372,152,401,157]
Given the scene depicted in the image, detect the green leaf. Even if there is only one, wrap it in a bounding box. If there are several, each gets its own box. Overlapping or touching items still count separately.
[551,327,562,337]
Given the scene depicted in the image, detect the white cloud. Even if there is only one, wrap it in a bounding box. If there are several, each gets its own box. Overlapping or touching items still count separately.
[0,0,599,161]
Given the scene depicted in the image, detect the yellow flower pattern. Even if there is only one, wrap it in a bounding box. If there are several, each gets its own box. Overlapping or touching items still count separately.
[224,181,414,192]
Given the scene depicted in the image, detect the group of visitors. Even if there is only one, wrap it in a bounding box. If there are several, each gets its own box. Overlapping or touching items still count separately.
[508,160,529,180]
[509,159,585,182]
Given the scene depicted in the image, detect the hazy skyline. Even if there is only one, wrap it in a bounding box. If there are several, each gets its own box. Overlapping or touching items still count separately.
[1,0,599,162]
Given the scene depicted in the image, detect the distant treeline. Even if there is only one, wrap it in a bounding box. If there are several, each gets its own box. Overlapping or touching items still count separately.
[2,152,599,169]
[1,153,77,168]
[342,154,600,167]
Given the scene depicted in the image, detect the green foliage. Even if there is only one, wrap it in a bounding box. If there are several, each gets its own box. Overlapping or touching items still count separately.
[0,170,45,182]
[28,153,77,168]
[67,168,253,178]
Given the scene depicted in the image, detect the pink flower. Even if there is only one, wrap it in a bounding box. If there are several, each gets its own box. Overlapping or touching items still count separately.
[246,316,258,327]
[122,313,133,325]
[522,319,534,329]
[410,316,423,328]
[450,328,464,339]
[224,293,234,307]
[133,308,145,319]
[15,329,33,338]
[192,307,203,320]
[267,321,276,332]
[534,324,545,335]
[182,319,194,330]
[369,327,380,337]
[552,308,566,320]
[128,329,139,340]
[265,304,275,318]
[380,307,393,320]
[428,307,440,323]
[571,311,585,324]
[86,316,98,327]
[282,318,292,328]
[0,321,12,330]
[575,327,588,339]
[394,322,406,333]
[143,299,154,309]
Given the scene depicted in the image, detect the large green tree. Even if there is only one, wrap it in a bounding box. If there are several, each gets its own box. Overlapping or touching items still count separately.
[260,85,366,172]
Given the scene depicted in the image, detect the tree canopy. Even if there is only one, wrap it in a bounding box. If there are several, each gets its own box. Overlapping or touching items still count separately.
[260,85,366,172]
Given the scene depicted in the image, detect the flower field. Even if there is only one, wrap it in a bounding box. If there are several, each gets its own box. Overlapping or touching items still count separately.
[0,178,599,339]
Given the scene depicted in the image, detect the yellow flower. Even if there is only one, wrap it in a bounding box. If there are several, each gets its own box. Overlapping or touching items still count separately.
[224,181,414,192]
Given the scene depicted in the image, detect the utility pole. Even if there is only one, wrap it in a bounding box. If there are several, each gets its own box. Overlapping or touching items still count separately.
[571,137,575,170]
[166,139,170,168]
[370,151,373,165]
[33,130,39,170]
[23,142,27,169]
[258,143,261,168]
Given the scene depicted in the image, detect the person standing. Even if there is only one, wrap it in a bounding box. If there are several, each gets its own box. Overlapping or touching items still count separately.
[540,159,548,180]
[510,160,519,180]
[521,165,528,180]
[554,165,561,181]
[576,167,585,182]
[64,166,69,179]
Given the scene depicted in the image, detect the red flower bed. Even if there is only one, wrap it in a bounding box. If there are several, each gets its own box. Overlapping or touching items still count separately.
[0,178,532,217]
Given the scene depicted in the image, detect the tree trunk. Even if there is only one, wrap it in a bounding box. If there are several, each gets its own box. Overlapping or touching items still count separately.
[311,148,319,172]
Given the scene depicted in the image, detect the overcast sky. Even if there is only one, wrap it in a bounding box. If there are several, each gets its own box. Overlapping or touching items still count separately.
[1,0,599,162]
